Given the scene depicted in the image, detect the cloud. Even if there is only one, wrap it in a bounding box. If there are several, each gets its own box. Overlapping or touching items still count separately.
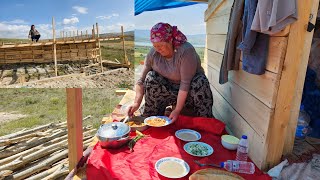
[72,6,88,14]
[1,19,28,24]
[99,22,135,33]
[96,13,119,20]
[0,22,52,39]
[62,17,79,25]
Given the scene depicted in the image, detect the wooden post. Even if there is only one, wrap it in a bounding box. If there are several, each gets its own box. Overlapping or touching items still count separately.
[86,30,88,39]
[69,32,71,40]
[121,26,128,66]
[66,88,83,171]
[77,30,79,40]
[65,32,67,41]
[283,0,320,155]
[52,17,58,77]
[93,25,95,39]
[73,31,75,41]
[96,23,103,72]
[265,0,319,169]
[81,31,83,41]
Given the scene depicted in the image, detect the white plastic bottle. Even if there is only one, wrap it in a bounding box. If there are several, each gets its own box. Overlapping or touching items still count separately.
[220,160,255,174]
[236,135,249,161]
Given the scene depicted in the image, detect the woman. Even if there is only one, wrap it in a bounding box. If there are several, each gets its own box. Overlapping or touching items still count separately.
[128,22,213,122]
[28,25,41,42]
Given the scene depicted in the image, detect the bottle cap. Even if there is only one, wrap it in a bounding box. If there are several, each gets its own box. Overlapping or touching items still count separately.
[242,135,247,139]
[220,162,224,168]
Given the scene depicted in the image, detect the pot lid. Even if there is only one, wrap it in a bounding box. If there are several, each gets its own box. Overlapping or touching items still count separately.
[97,122,130,139]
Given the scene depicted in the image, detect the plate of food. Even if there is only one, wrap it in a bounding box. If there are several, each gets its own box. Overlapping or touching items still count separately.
[184,142,214,157]
[144,116,172,127]
[155,157,190,178]
[125,116,149,132]
[175,129,201,142]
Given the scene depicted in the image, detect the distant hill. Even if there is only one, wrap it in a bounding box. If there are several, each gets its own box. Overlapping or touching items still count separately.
[135,29,205,47]
[100,31,134,41]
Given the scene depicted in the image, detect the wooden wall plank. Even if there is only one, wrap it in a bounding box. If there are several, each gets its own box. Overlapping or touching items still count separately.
[207,66,272,139]
[205,0,225,21]
[207,35,288,74]
[266,0,318,169]
[206,49,280,108]
[206,14,230,35]
[210,84,266,168]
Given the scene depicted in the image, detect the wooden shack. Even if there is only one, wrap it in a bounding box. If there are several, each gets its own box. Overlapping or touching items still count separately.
[204,0,319,170]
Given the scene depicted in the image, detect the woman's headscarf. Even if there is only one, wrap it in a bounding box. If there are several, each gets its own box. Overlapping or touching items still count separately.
[150,22,187,48]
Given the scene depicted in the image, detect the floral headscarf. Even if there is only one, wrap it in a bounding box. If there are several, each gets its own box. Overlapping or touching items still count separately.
[150,22,187,48]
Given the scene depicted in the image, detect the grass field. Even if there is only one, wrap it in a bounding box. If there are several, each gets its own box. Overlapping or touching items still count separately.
[100,39,134,64]
[0,88,122,136]
[134,45,205,66]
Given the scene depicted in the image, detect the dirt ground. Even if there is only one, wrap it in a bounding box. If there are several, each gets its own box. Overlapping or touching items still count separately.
[0,112,27,124]
[1,68,134,90]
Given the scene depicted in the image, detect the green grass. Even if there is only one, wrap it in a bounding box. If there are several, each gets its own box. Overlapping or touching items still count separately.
[100,39,134,65]
[0,89,122,136]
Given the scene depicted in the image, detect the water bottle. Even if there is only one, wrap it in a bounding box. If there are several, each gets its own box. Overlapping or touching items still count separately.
[295,105,311,140]
[220,160,255,174]
[236,135,249,161]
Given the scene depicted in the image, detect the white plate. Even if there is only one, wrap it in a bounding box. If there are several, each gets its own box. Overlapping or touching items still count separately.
[144,116,172,127]
[175,129,201,142]
[155,157,190,178]
[184,142,214,157]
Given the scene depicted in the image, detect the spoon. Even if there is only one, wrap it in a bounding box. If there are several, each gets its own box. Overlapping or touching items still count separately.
[122,116,130,124]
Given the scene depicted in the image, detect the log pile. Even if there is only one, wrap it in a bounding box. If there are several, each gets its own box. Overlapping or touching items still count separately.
[0,117,95,180]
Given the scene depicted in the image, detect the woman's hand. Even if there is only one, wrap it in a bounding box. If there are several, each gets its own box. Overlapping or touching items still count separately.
[169,109,180,123]
[127,102,140,116]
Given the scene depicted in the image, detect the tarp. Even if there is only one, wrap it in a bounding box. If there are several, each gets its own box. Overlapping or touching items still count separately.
[86,115,271,180]
[135,0,199,15]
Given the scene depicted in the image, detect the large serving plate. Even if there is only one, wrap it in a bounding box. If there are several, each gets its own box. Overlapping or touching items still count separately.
[144,116,172,127]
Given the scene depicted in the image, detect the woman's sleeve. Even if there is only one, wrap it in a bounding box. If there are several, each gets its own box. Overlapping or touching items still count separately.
[136,50,153,86]
[180,48,198,91]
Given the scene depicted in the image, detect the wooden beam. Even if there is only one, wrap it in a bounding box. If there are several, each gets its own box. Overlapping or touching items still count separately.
[265,0,318,169]
[121,26,128,66]
[96,23,103,72]
[52,17,58,77]
[66,88,83,171]
[92,25,95,39]
[283,0,320,155]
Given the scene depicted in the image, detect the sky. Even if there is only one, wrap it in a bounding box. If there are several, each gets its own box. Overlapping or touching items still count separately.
[134,3,207,35]
[0,0,207,39]
[0,0,134,39]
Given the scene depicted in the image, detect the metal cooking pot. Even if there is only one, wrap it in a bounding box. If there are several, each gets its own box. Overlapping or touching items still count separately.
[96,122,131,149]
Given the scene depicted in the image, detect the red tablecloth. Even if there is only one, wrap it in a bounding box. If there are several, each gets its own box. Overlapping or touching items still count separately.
[86,115,271,180]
